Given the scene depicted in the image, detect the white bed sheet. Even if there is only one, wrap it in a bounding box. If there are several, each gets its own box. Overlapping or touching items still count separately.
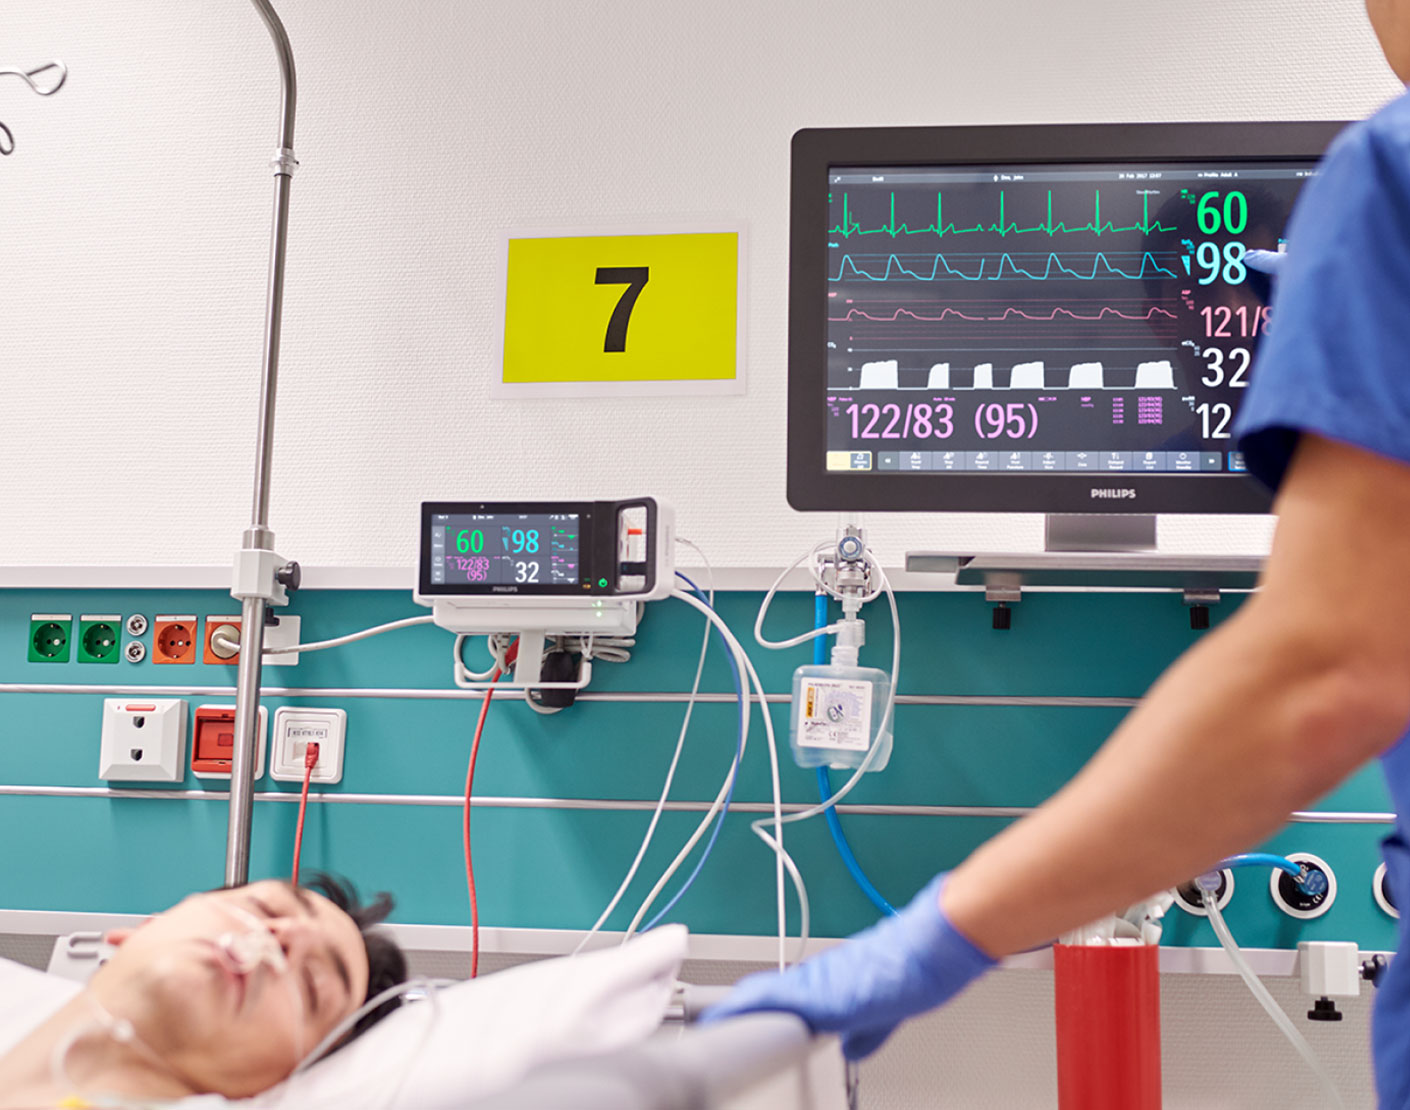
[0,925,688,1110]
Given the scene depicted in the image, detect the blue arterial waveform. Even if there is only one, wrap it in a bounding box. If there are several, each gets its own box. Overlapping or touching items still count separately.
[829,251,1179,283]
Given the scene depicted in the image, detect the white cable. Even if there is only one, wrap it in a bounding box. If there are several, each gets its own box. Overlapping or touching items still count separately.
[573,566,716,955]
[275,615,435,654]
[453,633,509,683]
[734,618,793,971]
[521,693,566,715]
[574,634,635,664]
[622,602,752,944]
[638,590,801,970]
[755,542,848,649]
[1203,890,1345,1109]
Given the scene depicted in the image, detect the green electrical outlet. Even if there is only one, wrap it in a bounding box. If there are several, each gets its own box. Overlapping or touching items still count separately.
[77,615,121,664]
[28,614,72,663]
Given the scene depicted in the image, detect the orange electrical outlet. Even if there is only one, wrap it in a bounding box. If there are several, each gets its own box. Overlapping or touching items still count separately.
[152,616,198,664]
[203,616,243,665]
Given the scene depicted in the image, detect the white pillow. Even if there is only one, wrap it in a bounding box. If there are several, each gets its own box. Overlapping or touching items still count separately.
[0,956,80,1056]
[245,925,689,1110]
[2,927,687,1110]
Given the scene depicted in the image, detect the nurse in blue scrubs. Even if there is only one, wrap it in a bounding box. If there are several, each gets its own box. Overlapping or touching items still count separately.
[709,4,1410,1100]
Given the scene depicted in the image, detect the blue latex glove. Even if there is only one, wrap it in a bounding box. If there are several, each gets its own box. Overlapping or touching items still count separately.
[700,874,995,1060]
[1243,248,1289,277]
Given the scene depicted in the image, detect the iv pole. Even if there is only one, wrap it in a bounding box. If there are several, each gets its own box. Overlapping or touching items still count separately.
[226,0,302,886]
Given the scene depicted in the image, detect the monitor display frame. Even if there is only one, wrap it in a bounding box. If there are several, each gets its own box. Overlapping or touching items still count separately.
[787,121,1348,514]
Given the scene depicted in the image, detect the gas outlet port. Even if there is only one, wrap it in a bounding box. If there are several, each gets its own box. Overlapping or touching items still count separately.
[1270,853,1337,919]
[28,615,72,663]
[1173,868,1235,916]
[78,616,121,664]
[1375,862,1398,919]
[153,617,197,664]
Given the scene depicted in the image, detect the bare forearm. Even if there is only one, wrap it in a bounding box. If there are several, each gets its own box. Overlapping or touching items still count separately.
[941,595,1401,957]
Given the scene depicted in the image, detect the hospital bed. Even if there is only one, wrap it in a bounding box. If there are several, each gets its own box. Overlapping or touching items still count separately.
[464,1006,849,1110]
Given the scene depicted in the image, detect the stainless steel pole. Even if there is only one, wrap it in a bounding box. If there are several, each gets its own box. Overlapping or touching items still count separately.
[226,0,298,887]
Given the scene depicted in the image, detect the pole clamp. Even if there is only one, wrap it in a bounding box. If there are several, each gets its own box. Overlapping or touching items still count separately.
[232,548,294,606]
[269,147,299,177]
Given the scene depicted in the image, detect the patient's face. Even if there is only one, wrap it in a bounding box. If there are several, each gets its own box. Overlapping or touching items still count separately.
[94,880,369,1097]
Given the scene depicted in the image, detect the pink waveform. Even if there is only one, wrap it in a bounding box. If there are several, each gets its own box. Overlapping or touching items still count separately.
[828,306,1180,323]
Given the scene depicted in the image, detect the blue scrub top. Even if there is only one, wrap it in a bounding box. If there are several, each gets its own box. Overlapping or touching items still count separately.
[1235,87,1410,1108]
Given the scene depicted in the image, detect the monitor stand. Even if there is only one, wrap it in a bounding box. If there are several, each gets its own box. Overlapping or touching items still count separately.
[1044,514,1156,554]
[904,514,1262,614]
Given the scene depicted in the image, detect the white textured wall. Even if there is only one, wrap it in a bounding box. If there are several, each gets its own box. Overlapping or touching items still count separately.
[0,0,1400,572]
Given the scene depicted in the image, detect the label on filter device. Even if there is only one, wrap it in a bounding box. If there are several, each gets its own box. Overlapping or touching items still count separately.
[797,678,873,751]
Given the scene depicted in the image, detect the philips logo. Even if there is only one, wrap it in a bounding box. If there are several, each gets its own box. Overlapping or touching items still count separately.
[1091,488,1138,500]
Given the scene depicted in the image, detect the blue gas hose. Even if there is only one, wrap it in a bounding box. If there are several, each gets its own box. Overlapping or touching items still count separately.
[815,591,896,917]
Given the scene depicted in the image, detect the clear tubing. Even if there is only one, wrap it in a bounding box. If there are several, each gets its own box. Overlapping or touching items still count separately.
[52,900,307,1102]
[206,899,307,1061]
[268,977,440,1110]
[50,998,176,1101]
[1202,889,1344,1108]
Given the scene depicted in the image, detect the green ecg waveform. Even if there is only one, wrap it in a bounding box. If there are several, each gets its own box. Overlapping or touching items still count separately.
[831,190,1176,240]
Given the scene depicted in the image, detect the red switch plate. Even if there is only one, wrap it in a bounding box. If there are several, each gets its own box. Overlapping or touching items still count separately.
[191,705,266,778]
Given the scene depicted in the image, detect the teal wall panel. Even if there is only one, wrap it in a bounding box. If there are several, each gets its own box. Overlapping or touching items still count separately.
[0,584,1399,953]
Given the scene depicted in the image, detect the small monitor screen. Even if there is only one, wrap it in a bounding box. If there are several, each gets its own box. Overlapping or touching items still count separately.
[823,160,1316,479]
[428,512,582,589]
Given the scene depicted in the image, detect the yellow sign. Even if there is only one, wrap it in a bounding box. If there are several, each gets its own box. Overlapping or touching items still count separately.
[499,229,741,395]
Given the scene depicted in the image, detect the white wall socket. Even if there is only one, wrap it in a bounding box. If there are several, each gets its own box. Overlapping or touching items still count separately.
[270,706,345,784]
[99,699,186,782]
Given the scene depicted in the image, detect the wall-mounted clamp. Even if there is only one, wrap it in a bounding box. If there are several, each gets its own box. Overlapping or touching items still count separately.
[985,578,1021,631]
[1183,588,1221,631]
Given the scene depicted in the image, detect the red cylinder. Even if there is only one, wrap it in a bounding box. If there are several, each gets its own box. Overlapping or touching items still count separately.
[1053,942,1162,1110]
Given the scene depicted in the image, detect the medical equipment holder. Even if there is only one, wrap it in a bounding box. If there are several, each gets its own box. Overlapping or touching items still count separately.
[225,0,300,887]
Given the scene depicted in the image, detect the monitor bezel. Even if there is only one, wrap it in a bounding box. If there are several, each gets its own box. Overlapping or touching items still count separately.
[787,121,1350,514]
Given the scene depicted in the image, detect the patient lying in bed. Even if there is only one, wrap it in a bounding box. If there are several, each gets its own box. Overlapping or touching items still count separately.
[0,874,406,1108]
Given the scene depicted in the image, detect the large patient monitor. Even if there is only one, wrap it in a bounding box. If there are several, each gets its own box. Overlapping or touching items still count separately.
[786,122,1348,516]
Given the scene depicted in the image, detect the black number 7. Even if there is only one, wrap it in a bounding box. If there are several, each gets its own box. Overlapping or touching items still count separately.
[595,266,650,353]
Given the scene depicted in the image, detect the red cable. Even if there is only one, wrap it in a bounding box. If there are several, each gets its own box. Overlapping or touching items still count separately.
[292,741,320,885]
[464,640,517,979]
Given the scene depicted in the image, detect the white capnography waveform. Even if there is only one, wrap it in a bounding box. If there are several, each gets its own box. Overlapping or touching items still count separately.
[850,358,1176,390]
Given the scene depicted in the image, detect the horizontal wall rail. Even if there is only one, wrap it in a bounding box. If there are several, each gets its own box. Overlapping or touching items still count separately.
[0,785,1391,824]
[0,682,1140,707]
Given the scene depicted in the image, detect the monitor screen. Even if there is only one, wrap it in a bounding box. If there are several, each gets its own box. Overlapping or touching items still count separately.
[788,124,1347,513]
[427,511,583,590]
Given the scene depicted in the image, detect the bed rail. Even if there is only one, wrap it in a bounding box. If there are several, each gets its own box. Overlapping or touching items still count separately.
[461,1010,844,1110]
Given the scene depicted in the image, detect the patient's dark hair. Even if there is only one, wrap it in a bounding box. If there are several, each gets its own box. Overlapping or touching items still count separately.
[300,872,409,1044]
